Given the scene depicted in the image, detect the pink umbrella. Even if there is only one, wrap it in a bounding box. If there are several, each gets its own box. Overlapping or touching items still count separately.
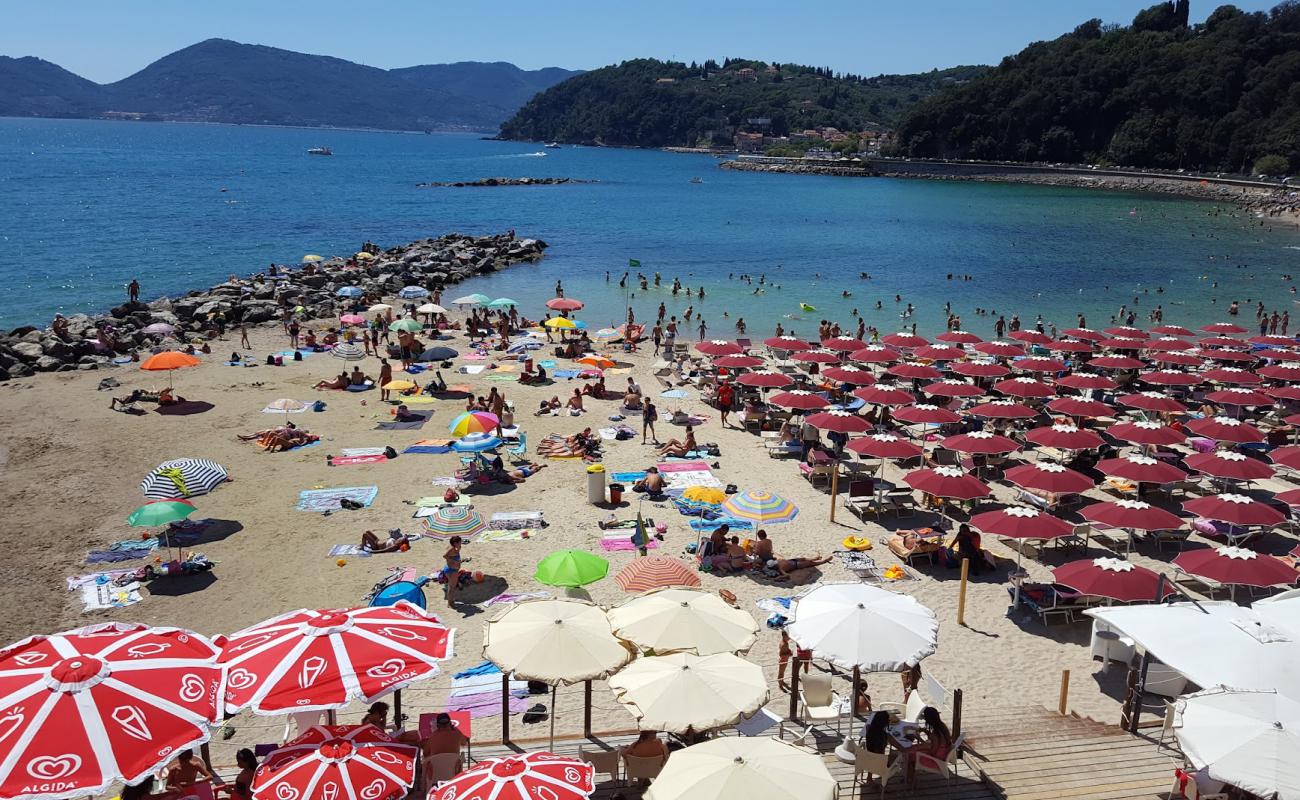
[995,377,1055,398]
[736,370,792,388]
[792,349,841,364]
[1023,424,1104,451]
[1118,391,1188,413]
[1014,357,1068,373]
[1144,337,1194,352]
[1052,558,1177,602]
[1108,420,1185,446]
[546,297,584,311]
[1259,364,1300,381]
[769,390,829,410]
[941,431,1020,455]
[1151,352,1203,367]
[429,752,595,800]
[850,345,902,363]
[1182,494,1285,526]
[1097,455,1188,484]
[936,330,982,344]
[881,332,929,349]
[1004,462,1095,494]
[1174,546,1297,589]
[1201,322,1248,334]
[893,404,961,425]
[973,341,1026,358]
[1054,373,1117,391]
[340,314,366,325]
[1151,325,1195,337]
[922,379,983,398]
[1185,416,1265,443]
[1009,330,1053,345]
[904,466,990,499]
[805,409,871,433]
[1081,498,1184,531]
[1185,451,1274,481]
[968,400,1037,419]
[713,354,764,368]
[764,336,813,351]
[822,336,866,352]
[1049,339,1095,354]
[1205,387,1273,406]
[1105,326,1148,339]
[1091,355,1145,369]
[1202,367,1262,385]
[887,362,943,380]
[1140,370,1201,387]
[950,360,1010,378]
[696,340,744,356]
[821,364,875,384]
[846,433,923,459]
[1270,445,1300,470]
[854,385,915,406]
[1047,397,1115,418]
[915,344,966,361]
[1062,327,1105,342]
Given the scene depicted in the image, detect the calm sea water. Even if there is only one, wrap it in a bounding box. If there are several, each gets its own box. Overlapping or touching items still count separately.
[3,117,1299,335]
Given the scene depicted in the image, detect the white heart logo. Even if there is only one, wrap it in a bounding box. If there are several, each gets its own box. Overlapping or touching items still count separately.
[273,782,299,800]
[359,779,387,800]
[27,754,81,780]
[364,659,405,679]
[226,668,258,691]
[178,674,206,703]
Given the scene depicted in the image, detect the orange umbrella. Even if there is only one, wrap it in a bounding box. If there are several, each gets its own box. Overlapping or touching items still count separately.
[578,355,615,369]
[614,556,701,593]
[140,351,201,388]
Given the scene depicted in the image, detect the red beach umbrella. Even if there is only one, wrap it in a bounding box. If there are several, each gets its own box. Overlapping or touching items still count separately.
[1009,330,1053,345]
[1285,413,1300,426]
[792,349,841,364]
[764,336,813,351]
[1174,546,1297,588]
[1055,373,1117,391]
[1202,367,1262,385]
[1199,336,1249,349]
[1091,355,1145,370]
[1185,416,1265,443]
[218,603,453,715]
[822,336,867,352]
[1249,335,1297,347]
[853,385,915,406]
[1140,370,1201,387]
[1201,322,1248,334]
[768,390,829,410]
[1270,445,1300,470]
[1182,494,1285,526]
[713,354,764,369]
[736,370,792,388]
[937,330,982,344]
[881,332,929,349]
[922,379,983,398]
[1014,357,1068,373]
[0,622,223,800]
[941,431,1020,455]
[1119,391,1188,413]
[1144,337,1194,352]
[1206,349,1259,363]
[1049,339,1095,354]
[1108,420,1186,446]
[1151,325,1195,337]
[904,466,990,499]
[821,364,875,384]
[1047,397,1115,418]
[696,340,744,356]
[1259,364,1300,381]
[1271,385,1300,400]
[252,725,416,800]
[950,360,1010,378]
[1052,558,1177,602]
[1205,387,1274,406]
[1151,352,1204,367]
[893,403,961,425]
[995,376,1055,398]
[1277,489,1300,506]
[546,297,583,311]
[805,409,872,433]
[846,433,923,460]
[1081,498,1184,531]
[1185,451,1274,481]
[1004,461,1095,493]
[1023,424,1105,451]
[887,362,943,380]
[1097,455,1188,484]
[970,507,1072,540]
[968,400,1037,419]
[429,752,595,800]
[973,341,1026,358]
[1062,327,1105,342]
[1105,326,1148,339]
[915,344,965,361]
[851,345,903,363]
[1098,338,1146,350]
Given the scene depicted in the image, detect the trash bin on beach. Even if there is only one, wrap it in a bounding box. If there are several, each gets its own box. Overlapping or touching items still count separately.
[586,464,606,505]
[608,483,624,505]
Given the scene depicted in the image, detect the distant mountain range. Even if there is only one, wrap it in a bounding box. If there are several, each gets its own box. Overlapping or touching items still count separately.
[0,39,580,131]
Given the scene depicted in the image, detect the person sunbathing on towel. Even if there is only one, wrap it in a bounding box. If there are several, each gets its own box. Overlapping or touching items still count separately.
[656,425,697,457]
[766,554,833,581]
[110,389,149,410]
[394,404,421,422]
[536,396,563,416]
[315,371,350,390]
[582,377,607,398]
[490,455,549,483]
[566,389,585,414]
[536,428,594,457]
[361,530,410,553]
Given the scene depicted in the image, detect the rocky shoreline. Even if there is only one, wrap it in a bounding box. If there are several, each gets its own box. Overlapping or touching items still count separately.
[0,232,546,381]
[416,177,596,188]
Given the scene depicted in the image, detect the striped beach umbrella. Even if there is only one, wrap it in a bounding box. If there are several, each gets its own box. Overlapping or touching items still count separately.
[614,557,702,593]
[421,506,487,540]
[331,342,365,361]
[141,458,228,500]
[398,286,429,299]
[449,411,499,436]
[452,433,503,453]
[722,490,799,525]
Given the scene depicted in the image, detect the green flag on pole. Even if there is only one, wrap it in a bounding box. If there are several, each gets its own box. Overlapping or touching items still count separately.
[628,258,641,268]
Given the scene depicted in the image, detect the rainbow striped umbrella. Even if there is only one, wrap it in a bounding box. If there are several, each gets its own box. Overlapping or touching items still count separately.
[721,490,799,525]
[420,506,487,540]
[448,411,500,436]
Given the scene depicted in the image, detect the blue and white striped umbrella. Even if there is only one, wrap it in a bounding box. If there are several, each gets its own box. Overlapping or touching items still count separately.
[141,458,228,500]
[452,433,504,453]
[336,286,364,298]
[331,342,366,361]
[398,286,430,299]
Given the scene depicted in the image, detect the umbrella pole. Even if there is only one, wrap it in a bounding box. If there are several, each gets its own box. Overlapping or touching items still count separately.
[851,666,861,725]
[501,673,511,743]
[789,661,801,721]
[549,684,557,751]
[583,680,593,739]
[1012,549,1024,609]
[829,465,839,522]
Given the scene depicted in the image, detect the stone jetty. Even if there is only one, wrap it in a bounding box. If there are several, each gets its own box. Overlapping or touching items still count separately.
[416,177,595,188]
[0,232,546,380]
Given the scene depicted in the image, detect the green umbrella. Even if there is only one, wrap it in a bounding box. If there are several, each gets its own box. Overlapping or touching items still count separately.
[127,500,195,527]
[487,297,518,309]
[389,318,423,333]
[535,550,609,587]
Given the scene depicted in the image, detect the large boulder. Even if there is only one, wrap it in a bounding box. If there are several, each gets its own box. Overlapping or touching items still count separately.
[10,341,43,362]
[34,355,64,371]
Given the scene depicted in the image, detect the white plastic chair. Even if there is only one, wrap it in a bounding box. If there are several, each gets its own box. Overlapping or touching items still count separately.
[622,753,666,785]
[913,732,965,784]
[579,747,620,783]
[855,749,901,799]
[798,673,844,736]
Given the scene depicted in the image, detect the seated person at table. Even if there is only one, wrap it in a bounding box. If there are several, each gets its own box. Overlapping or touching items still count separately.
[656,425,697,457]
[536,396,563,415]
[165,750,213,789]
[765,554,834,581]
[361,530,410,553]
[315,371,350,390]
[912,707,953,758]
[214,749,258,800]
[621,730,668,760]
[423,712,468,772]
[632,466,665,494]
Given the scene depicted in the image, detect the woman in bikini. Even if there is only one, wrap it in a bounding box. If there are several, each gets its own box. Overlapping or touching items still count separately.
[656,425,697,458]
[440,536,470,607]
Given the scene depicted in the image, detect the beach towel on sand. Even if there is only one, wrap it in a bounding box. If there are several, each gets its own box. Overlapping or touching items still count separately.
[80,579,142,612]
[404,439,452,455]
[331,454,388,466]
[341,447,387,457]
[485,591,551,606]
[297,486,378,512]
[376,411,431,431]
[601,531,658,552]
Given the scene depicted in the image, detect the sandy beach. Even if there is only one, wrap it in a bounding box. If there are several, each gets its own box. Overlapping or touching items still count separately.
[1,302,1294,768]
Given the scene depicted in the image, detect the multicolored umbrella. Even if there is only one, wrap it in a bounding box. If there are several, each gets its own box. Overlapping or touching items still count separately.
[1052,558,1175,602]
[331,342,366,360]
[535,550,609,588]
[722,490,799,524]
[336,286,365,298]
[452,433,503,453]
[614,557,702,593]
[140,458,228,500]
[1174,547,1298,588]
[449,411,500,436]
[218,602,453,715]
[428,752,595,800]
[397,286,429,299]
[252,725,416,800]
[420,506,487,540]
[0,622,223,800]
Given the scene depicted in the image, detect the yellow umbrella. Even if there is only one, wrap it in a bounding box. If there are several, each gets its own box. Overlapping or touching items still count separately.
[383,380,418,392]
[682,486,727,506]
[354,251,375,260]
[544,317,577,330]
[302,254,323,262]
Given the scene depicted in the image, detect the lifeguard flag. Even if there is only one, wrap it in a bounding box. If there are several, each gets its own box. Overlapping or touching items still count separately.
[629,258,641,268]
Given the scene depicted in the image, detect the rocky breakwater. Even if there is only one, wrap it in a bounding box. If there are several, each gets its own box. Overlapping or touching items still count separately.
[720,160,878,178]
[416,177,596,188]
[0,232,546,381]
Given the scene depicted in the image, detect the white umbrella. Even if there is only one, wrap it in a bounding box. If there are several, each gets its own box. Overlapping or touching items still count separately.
[416,303,447,314]
[645,737,835,800]
[787,582,938,671]
[608,652,768,734]
[1175,687,1300,800]
[367,303,393,314]
[607,588,759,656]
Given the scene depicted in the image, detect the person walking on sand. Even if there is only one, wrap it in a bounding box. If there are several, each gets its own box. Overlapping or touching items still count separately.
[378,359,393,401]
[239,322,251,350]
[642,399,659,444]
[128,279,140,303]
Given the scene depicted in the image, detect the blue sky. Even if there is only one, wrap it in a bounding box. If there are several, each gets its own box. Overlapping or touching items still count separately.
[2,0,1283,83]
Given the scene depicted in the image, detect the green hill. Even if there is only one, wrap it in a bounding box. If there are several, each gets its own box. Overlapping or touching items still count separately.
[895,2,1300,174]
[498,58,986,147]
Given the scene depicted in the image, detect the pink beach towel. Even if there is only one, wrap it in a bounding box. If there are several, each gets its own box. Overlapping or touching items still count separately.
[600,535,659,552]
[330,454,389,466]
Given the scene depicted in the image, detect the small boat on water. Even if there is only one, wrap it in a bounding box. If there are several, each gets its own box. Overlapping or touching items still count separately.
[307,147,333,156]
[689,177,703,184]
[544,142,561,149]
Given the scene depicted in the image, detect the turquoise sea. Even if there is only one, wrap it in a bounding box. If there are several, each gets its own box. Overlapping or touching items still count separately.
[3,117,1299,335]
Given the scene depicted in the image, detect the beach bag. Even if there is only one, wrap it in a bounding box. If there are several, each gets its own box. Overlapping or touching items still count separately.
[522,704,548,724]
[293,350,303,362]
[265,355,276,365]
[384,446,398,459]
